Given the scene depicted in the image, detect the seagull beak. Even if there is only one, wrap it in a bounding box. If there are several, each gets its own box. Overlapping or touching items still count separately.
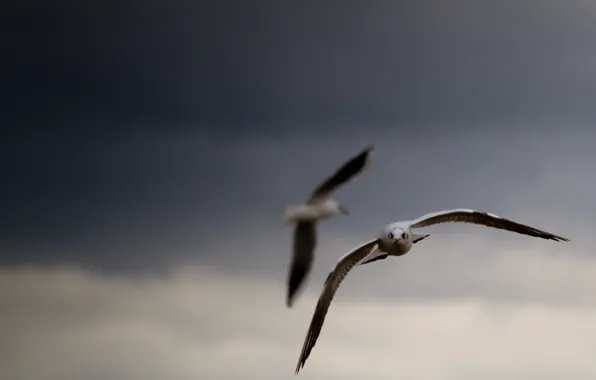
[339,205,349,215]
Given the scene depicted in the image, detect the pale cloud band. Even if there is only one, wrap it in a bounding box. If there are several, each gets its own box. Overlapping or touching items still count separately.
[2,238,595,380]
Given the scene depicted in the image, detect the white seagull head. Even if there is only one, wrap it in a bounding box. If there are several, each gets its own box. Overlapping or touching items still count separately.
[379,224,411,253]
[386,227,407,242]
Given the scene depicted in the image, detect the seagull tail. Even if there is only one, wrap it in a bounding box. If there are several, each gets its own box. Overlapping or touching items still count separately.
[284,205,300,225]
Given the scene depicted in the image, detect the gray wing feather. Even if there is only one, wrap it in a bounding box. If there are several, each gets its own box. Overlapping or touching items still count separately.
[294,239,379,374]
[287,222,317,307]
[410,208,570,242]
[308,146,373,202]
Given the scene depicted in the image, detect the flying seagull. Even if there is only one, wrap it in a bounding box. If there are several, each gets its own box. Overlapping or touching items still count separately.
[284,146,374,308]
[294,208,569,374]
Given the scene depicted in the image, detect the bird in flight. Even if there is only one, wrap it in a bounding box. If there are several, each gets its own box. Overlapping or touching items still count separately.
[284,146,374,308]
[294,208,570,374]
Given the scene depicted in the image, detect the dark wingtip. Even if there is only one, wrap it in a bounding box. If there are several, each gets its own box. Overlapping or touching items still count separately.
[359,145,374,166]
[287,267,306,308]
[286,287,297,308]
[286,294,295,308]
[295,360,305,375]
[546,233,570,243]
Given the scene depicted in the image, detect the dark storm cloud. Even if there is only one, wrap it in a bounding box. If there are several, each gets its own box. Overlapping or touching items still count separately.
[4,0,596,135]
[2,130,593,275]
[3,0,596,272]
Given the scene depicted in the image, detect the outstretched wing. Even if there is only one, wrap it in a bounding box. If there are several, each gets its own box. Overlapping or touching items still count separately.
[308,146,374,203]
[410,209,570,242]
[287,221,317,307]
[295,239,379,374]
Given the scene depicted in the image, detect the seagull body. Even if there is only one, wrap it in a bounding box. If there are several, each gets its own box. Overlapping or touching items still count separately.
[294,208,570,374]
[285,146,374,308]
[285,200,346,223]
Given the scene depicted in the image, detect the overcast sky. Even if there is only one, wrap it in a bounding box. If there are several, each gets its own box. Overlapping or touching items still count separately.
[3,1,596,379]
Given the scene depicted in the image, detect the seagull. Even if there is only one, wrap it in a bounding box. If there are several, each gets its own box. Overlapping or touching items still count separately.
[285,146,374,308]
[294,208,570,374]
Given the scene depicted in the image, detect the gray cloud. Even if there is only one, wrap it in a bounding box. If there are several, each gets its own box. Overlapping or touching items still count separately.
[4,0,596,272]
[3,259,596,380]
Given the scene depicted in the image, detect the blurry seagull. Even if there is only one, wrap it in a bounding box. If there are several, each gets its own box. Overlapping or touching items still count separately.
[285,146,374,308]
[295,208,569,374]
